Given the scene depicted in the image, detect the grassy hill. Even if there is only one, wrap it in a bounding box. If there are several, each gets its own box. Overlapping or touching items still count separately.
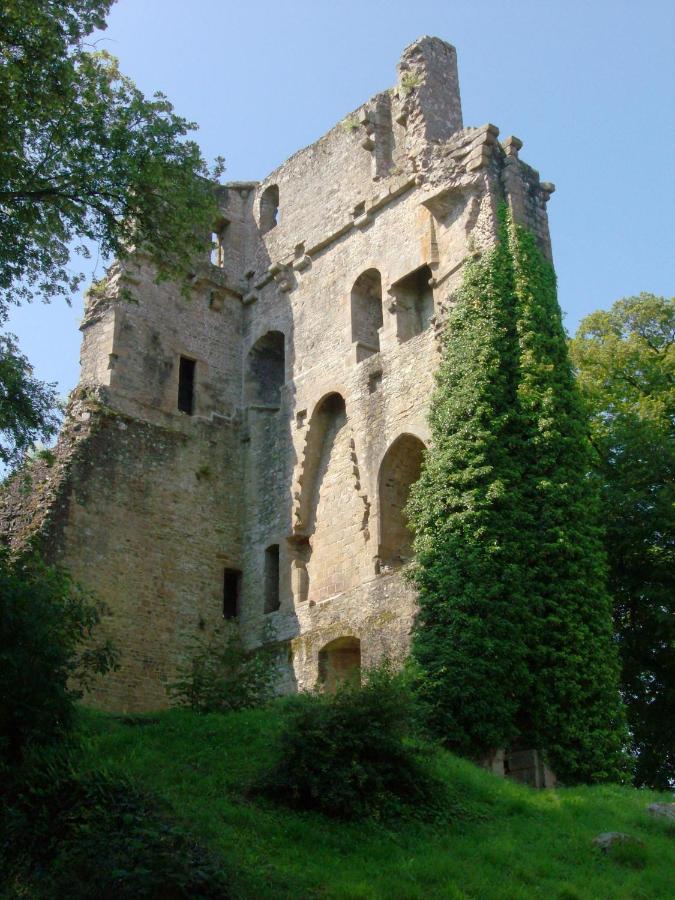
[76,703,674,899]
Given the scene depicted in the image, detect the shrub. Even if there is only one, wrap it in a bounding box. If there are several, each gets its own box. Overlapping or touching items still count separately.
[261,665,443,820]
[168,630,276,713]
[0,750,230,899]
[0,548,117,764]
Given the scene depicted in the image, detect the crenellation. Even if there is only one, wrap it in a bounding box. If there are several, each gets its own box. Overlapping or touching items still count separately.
[0,37,556,711]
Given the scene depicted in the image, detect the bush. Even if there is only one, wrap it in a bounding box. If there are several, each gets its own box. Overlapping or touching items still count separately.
[261,665,443,820]
[0,548,117,764]
[0,750,230,899]
[167,630,276,713]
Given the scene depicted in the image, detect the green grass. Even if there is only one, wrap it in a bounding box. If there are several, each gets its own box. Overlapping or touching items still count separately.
[77,704,674,899]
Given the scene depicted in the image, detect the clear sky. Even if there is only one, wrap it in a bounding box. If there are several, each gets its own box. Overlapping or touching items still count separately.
[8,0,675,401]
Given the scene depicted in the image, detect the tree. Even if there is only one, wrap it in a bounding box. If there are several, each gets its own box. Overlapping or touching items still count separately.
[407,208,626,783]
[0,547,117,764]
[0,0,222,310]
[0,1,222,464]
[570,294,674,788]
[0,333,60,468]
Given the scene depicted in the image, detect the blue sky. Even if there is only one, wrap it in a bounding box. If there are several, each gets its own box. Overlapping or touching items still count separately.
[8,0,675,400]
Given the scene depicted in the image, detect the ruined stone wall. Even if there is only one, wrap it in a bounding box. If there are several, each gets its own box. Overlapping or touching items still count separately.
[0,36,555,709]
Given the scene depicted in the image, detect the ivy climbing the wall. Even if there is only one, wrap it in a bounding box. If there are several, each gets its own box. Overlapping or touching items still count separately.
[407,207,627,784]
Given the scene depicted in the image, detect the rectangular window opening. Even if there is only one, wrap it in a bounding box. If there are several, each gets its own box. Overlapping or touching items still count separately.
[210,221,229,267]
[178,356,196,415]
[391,264,434,342]
[223,568,241,620]
[264,544,280,613]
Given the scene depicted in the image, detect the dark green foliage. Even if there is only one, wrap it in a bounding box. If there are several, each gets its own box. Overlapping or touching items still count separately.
[408,208,626,783]
[0,0,222,310]
[509,217,626,784]
[603,838,649,871]
[406,226,532,757]
[261,665,443,820]
[570,294,675,789]
[0,548,117,764]
[70,706,675,899]
[0,751,230,899]
[167,630,276,713]
[0,333,60,467]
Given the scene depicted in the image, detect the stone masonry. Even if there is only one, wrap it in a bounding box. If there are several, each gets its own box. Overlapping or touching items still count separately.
[0,37,555,716]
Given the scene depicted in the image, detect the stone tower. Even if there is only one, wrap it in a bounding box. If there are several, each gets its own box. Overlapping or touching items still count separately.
[0,37,555,712]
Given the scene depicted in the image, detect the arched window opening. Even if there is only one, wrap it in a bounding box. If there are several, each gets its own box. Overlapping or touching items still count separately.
[245,331,285,407]
[264,544,280,613]
[299,393,347,535]
[350,269,383,362]
[378,434,425,568]
[260,184,279,233]
[390,264,434,342]
[318,636,361,693]
[210,219,229,267]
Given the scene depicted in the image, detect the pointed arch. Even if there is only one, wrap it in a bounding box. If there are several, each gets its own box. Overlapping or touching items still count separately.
[294,392,347,535]
[378,433,426,567]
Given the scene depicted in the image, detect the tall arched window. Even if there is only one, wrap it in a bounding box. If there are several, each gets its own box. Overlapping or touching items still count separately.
[350,269,383,361]
[260,184,279,233]
[295,392,365,604]
[378,434,425,567]
[245,331,285,406]
[295,393,347,535]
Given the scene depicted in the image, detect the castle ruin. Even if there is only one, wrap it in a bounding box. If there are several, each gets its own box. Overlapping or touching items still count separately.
[1,38,555,728]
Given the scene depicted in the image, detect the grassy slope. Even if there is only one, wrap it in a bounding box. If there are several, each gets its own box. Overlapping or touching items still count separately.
[78,705,673,900]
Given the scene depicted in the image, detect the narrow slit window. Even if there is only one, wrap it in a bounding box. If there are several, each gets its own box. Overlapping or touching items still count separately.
[178,356,196,415]
[264,544,280,613]
[210,220,229,267]
[223,568,241,620]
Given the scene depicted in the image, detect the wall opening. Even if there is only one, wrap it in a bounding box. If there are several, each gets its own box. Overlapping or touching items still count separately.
[210,219,229,267]
[299,393,347,535]
[350,268,383,361]
[318,637,361,693]
[390,264,434,342]
[294,392,358,604]
[260,184,279,233]
[177,356,196,415]
[378,434,425,568]
[264,544,280,613]
[223,568,241,619]
[245,331,285,406]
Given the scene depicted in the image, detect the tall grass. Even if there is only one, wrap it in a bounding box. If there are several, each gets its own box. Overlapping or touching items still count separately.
[77,704,674,899]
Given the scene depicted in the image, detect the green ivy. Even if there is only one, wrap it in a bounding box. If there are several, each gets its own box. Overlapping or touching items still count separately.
[407,207,627,783]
